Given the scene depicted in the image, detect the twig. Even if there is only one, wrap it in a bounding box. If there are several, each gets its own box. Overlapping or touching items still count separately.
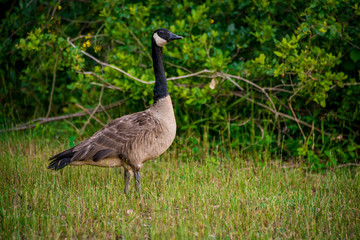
[90,82,122,91]
[65,36,332,138]
[76,85,106,133]
[336,163,360,168]
[272,83,300,89]
[78,71,122,91]
[204,38,216,71]
[165,61,192,73]
[231,46,241,61]
[121,23,152,61]
[288,86,306,141]
[232,91,332,136]
[80,69,212,84]
[167,69,213,81]
[78,73,108,133]
[67,37,152,84]
[224,73,278,119]
[347,41,360,50]
[242,121,265,151]
[255,121,265,141]
[49,0,61,19]
[263,87,293,93]
[64,119,80,134]
[46,57,58,118]
[231,118,251,127]
[99,105,112,122]
[62,18,103,24]
[225,76,244,91]
[70,34,107,42]
[68,37,214,84]
[75,102,105,130]
[224,73,281,145]
[279,164,310,170]
[0,101,125,133]
[26,0,35,8]
[329,82,360,90]
[239,162,360,171]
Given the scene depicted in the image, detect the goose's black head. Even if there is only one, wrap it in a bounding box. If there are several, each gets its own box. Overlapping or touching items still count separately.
[152,29,183,47]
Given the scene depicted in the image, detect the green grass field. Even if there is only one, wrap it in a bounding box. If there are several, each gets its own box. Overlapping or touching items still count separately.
[1,135,359,239]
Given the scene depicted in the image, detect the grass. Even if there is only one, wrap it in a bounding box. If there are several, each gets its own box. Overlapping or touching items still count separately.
[1,134,359,239]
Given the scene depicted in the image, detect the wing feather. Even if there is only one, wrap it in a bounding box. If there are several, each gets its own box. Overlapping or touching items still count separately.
[70,110,162,163]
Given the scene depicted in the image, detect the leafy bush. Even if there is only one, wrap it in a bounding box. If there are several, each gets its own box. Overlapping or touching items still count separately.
[1,0,359,166]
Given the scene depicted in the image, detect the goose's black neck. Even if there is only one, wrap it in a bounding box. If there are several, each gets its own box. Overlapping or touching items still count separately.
[152,38,169,103]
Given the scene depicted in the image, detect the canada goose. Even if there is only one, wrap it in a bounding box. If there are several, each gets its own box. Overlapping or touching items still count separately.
[48,29,183,194]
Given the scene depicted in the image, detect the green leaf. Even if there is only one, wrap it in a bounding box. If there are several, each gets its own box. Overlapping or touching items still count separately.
[274,51,285,58]
[255,53,266,64]
[320,99,326,107]
[350,50,360,63]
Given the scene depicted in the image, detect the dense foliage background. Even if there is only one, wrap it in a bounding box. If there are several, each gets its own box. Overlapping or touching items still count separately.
[1,0,359,167]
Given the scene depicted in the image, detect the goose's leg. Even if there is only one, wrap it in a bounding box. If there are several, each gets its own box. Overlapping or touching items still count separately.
[134,171,142,194]
[124,169,131,195]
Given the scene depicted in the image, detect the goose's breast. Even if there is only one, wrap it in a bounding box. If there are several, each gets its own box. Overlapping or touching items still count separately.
[134,119,176,162]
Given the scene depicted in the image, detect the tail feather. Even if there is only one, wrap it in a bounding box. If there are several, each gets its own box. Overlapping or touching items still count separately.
[49,147,74,160]
[48,147,75,170]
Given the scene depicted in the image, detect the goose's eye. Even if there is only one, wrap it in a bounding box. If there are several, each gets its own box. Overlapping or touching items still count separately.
[159,31,164,35]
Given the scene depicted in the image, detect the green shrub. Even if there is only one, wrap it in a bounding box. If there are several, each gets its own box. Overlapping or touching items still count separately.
[1,0,359,166]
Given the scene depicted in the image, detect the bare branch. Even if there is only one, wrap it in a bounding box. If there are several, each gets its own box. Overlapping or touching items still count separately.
[167,69,213,81]
[62,18,103,24]
[67,37,152,84]
[78,71,110,133]
[224,73,282,145]
[231,118,251,127]
[78,71,122,91]
[64,119,80,134]
[80,69,213,84]
[232,91,332,136]
[242,120,265,151]
[49,0,61,19]
[121,23,152,61]
[70,34,108,42]
[330,82,360,90]
[225,76,244,91]
[255,121,265,141]
[90,82,122,91]
[0,101,125,133]
[75,102,106,129]
[46,57,58,118]
[263,87,293,93]
[224,73,278,120]
[336,163,360,168]
[240,162,360,171]
[347,41,360,50]
[288,86,306,141]
[165,61,192,73]
[68,37,215,84]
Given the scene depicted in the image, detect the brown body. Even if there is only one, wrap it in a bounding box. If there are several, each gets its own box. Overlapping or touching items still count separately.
[69,96,176,170]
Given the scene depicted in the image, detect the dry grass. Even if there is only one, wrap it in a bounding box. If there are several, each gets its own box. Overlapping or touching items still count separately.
[1,136,359,239]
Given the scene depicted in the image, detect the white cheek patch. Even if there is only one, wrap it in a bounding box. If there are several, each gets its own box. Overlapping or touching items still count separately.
[153,33,168,47]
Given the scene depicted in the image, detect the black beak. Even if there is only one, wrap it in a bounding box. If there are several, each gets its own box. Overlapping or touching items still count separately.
[169,32,183,41]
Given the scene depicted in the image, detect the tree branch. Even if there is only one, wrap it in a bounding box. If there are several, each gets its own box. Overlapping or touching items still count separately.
[46,57,58,118]
[0,101,125,133]
[67,37,152,84]
[224,73,278,119]
[167,69,213,81]
[67,37,212,84]
[232,91,332,136]
[78,71,123,91]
